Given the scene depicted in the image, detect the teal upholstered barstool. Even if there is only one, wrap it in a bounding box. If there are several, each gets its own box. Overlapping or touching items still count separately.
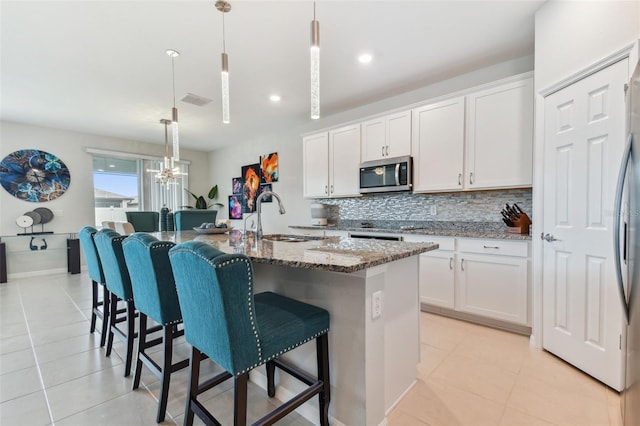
[169,241,330,426]
[94,229,137,377]
[78,226,110,347]
[173,210,217,231]
[122,233,189,423]
[125,211,160,232]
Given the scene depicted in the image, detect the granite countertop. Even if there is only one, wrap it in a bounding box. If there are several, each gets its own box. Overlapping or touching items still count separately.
[154,230,437,274]
[290,220,533,241]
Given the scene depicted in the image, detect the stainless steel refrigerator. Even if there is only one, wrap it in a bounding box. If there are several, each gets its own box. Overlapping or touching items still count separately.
[615,59,640,426]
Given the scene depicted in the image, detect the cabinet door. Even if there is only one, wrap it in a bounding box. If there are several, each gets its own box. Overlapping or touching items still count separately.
[302,133,329,198]
[412,97,465,192]
[386,110,412,158]
[457,253,528,325]
[465,78,533,189]
[420,251,455,308]
[329,125,361,197]
[361,118,385,162]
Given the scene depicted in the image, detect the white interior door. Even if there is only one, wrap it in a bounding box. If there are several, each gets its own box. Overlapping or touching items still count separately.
[542,59,628,391]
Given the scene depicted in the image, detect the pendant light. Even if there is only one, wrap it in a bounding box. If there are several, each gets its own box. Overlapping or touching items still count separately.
[216,1,231,124]
[310,0,320,120]
[147,118,184,186]
[166,49,180,162]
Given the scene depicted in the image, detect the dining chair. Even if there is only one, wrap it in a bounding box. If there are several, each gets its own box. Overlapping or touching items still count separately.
[78,226,109,347]
[94,229,137,377]
[169,241,331,426]
[122,233,189,423]
[125,211,160,232]
[101,221,116,230]
[173,210,217,231]
[115,221,135,235]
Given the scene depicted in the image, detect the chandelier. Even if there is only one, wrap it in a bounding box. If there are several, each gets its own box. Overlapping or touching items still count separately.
[148,119,185,186]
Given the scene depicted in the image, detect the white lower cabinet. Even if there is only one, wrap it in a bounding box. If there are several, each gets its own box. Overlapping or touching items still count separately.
[405,235,530,326]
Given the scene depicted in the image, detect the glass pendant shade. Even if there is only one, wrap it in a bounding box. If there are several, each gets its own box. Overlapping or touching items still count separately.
[171,107,180,161]
[310,18,320,120]
[221,52,230,124]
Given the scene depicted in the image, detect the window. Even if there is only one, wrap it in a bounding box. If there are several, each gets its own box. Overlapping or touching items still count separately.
[91,152,189,227]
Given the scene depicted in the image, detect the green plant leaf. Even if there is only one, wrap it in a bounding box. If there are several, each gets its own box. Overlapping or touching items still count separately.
[195,196,208,209]
[184,189,199,202]
[207,185,218,200]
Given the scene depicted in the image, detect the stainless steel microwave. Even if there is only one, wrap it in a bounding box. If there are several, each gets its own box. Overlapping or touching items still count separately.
[359,155,412,194]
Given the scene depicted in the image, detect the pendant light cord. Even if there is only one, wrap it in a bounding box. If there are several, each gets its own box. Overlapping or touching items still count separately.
[171,56,176,109]
[222,9,226,53]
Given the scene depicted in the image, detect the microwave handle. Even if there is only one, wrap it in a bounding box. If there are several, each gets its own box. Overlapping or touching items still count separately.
[395,163,400,186]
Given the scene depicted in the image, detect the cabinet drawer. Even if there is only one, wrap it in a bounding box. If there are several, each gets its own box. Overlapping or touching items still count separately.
[403,235,455,251]
[458,238,528,257]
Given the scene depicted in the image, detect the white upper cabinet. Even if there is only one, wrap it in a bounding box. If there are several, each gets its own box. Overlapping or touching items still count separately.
[361,110,411,162]
[303,132,330,198]
[303,125,361,199]
[412,97,465,192]
[329,124,361,197]
[412,75,533,192]
[465,77,534,189]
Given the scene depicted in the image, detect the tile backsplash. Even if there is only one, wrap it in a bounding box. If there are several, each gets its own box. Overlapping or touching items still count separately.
[313,188,532,223]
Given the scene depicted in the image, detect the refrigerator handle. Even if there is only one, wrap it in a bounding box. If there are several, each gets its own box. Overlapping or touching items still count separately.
[614,133,633,324]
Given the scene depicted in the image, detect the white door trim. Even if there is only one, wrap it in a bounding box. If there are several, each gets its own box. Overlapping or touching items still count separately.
[531,40,639,350]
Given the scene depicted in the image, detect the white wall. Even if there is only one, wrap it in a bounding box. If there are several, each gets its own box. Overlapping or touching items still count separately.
[209,56,535,234]
[534,0,640,91]
[0,120,210,275]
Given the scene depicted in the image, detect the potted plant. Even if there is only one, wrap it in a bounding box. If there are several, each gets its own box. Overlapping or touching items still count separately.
[185,185,224,209]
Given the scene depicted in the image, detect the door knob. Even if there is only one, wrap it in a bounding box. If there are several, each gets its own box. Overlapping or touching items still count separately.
[541,233,558,242]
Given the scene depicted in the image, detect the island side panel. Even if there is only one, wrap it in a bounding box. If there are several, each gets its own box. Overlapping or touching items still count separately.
[381,255,421,412]
[253,262,369,426]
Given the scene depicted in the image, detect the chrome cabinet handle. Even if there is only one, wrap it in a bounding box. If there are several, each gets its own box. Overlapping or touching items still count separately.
[449,257,453,270]
[324,185,328,195]
[483,245,500,249]
[330,184,334,194]
[469,172,474,185]
[382,146,385,157]
[458,173,462,186]
[460,258,465,271]
[386,146,389,156]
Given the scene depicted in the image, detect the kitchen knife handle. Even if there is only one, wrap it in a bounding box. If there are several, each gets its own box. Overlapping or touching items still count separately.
[458,173,462,186]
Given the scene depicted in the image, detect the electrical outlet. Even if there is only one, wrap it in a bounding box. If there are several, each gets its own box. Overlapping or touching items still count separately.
[430,206,437,216]
[372,290,383,319]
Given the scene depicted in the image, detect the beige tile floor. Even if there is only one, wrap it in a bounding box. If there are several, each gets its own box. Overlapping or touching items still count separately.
[0,272,622,426]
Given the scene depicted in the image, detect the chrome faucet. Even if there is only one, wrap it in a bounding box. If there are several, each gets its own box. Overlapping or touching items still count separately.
[256,191,286,240]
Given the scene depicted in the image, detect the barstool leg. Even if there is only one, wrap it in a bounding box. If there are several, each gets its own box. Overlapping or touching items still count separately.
[105,293,118,357]
[234,373,248,426]
[266,360,276,397]
[90,280,98,333]
[157,324,173,423]
[317,334,330,426]
[184,347,201,426]
[99,285,110,347]
[132,313,147,390]
[124,300,135,377]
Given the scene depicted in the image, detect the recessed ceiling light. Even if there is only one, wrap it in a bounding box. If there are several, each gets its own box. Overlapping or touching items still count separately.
[269,94,281,102]
[358,53,373,64]
[108,164,115,168]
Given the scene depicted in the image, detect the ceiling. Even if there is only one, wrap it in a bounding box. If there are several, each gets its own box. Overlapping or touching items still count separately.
[1,0,545,153]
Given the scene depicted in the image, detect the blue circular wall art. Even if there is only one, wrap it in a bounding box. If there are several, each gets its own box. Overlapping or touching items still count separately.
[0,149,71,202]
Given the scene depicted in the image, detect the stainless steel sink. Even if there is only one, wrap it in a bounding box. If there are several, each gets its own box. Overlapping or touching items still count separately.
[262,234,326,243]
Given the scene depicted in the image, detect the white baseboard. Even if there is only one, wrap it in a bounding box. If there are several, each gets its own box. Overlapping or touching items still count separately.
[8,267,69,280]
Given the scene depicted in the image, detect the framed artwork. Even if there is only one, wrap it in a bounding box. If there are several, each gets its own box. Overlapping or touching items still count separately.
[259,183,272,202]
[241,163,260,213]
[0,149,71,202]
[231,177,243,195]
[260,152,278,183]
[228,195,243,219]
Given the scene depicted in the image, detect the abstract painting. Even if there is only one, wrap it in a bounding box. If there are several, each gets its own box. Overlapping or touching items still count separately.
[228,195,243,219]
[259,183,272,202]
[260,152,278,183]
[0,149,71,202]
[231,177,243,195]
[241,163,260,213]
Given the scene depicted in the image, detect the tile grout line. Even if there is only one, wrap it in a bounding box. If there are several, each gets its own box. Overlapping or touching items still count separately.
[18,284,56,426]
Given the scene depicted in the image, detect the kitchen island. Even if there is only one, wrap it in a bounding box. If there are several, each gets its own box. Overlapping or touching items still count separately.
[155,230,437,426]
